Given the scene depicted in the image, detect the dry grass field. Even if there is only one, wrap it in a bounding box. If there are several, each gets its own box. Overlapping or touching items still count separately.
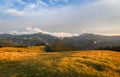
[0,46,120,77]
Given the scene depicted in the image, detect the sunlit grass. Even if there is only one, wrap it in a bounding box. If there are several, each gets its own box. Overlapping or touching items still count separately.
[0,47,120,77]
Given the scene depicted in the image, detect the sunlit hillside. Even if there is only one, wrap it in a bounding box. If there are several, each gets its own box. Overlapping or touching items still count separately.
[0,46,120,77]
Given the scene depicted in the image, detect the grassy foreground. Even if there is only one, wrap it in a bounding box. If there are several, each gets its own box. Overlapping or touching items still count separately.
[0,46,120,77]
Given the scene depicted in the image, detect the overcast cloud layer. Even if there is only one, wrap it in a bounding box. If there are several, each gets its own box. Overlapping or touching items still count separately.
[0,0,120,35]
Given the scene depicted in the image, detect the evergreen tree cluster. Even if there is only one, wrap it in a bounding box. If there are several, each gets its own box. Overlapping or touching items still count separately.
[100,46,120,52]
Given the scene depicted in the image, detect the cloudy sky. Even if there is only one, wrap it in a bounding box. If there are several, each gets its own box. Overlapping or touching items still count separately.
[0,0,120,35]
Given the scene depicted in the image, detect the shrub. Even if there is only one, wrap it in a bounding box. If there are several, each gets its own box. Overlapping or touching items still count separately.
[45,42,70,52]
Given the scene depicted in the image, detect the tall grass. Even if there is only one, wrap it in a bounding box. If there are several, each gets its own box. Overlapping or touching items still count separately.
[0,47,119,77]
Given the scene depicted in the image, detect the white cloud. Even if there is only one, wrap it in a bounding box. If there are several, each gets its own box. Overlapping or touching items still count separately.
[52,32,79,38]
[10,27,80,38]
[1,0,120,35]
[37,0,48,6]
[29,4,36,9]
[50,0,59,4]
[49,0,69,4]
[5,9,25,16]
[0,32,3,34]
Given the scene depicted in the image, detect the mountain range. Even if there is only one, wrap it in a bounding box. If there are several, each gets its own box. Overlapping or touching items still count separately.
[0,33,120,50]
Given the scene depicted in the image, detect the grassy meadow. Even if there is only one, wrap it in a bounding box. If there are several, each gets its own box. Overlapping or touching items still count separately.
[0,46,120,77]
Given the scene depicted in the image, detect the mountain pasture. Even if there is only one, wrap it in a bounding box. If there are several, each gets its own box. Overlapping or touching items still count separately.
[0,46,119,77]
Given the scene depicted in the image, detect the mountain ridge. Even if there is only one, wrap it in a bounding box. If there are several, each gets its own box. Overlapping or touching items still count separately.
[0,33,120,50]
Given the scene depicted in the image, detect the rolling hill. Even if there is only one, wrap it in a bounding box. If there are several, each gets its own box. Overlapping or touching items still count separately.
[0,46,119,77]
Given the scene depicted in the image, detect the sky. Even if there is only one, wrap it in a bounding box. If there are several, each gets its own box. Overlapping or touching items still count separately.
[0,0,120,36]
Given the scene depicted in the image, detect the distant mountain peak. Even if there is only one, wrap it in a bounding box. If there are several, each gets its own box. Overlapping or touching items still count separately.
[8,27,80,38]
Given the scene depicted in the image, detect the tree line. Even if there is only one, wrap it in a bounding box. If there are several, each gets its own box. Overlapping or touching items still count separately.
[100,46,120,52]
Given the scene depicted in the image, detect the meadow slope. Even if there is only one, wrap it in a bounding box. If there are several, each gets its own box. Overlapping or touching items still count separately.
[0,46,120,77]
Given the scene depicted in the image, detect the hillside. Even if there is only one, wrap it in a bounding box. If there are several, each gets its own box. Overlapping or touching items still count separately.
[0,33,120,50]
[0,46,119,77]
[0,38,19,47]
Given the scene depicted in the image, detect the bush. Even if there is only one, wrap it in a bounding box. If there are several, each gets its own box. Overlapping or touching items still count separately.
[45,42,70,52]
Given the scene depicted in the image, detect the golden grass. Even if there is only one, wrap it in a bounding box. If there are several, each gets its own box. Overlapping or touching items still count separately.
[0,47,120,77]
[0,46,45,52]
[60,50,120,77]
[0,46,45,61]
